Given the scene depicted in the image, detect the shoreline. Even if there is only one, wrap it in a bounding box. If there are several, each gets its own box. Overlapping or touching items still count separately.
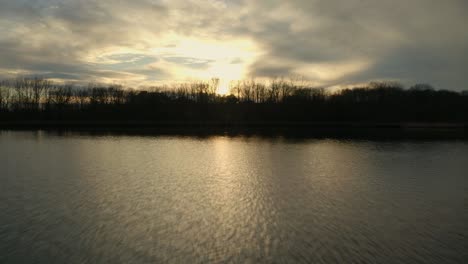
[1,121,467,139]
[1,120,467,128]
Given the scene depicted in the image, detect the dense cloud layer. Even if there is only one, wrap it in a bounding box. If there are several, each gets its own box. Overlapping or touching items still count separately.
[0,0,467,90]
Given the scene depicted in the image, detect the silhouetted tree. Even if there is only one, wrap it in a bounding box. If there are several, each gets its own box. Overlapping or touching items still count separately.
[50,84,73,107]
[0,77,466,124]
[0,81,12,111]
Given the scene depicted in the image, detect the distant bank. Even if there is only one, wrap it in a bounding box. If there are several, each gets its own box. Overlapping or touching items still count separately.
[1,79,467,138]
[1,121,467,139]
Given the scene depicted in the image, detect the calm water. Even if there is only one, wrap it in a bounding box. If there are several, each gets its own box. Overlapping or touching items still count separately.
[0,131,467,263]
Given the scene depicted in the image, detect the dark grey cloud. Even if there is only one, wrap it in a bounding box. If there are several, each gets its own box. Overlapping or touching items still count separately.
[0,0,467,89]
[237,0,468,90]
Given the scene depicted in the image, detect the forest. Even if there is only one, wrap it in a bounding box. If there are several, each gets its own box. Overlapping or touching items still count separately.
[0,77,467,125]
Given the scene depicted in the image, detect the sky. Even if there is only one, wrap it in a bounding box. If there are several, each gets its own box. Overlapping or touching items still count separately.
[0,0,467,92]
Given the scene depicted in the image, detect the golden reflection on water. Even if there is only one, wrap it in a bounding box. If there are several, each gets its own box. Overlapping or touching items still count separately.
[1,133,467,263]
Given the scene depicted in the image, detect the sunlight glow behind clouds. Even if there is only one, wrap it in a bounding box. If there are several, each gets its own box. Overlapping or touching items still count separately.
[0,0,467,90]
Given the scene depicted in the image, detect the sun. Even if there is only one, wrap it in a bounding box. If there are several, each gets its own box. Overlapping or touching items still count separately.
[151,35,259,94]
[217,79,231,95]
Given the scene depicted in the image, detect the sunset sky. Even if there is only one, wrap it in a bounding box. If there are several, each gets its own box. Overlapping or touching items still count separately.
[1,0,467,91]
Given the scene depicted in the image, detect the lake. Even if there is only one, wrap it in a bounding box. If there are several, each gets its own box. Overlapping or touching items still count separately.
[0,131,467,263]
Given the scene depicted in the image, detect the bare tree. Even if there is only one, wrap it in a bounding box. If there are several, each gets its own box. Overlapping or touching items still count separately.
[230,81,242,100]
[31,78,51,110]
[269,78,281,103]
[13,78,26,109]
[108,85,126,105]
[90,86,110,105]
[253,82,266,103]
[50,84,73,107]
[0,81,12,110]
[209,78,220,95]
[190,82,210,103]
[279,78,295,102]
[240,80,254,102]
[74,88,90,110]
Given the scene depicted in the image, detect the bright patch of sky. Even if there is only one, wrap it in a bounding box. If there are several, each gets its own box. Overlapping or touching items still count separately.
[0,0,467,90]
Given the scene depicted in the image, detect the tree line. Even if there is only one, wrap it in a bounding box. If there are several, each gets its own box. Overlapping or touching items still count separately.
[0,77,467,123]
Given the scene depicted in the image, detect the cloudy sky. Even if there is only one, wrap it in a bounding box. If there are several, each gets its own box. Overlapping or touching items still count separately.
[1,0,467,92]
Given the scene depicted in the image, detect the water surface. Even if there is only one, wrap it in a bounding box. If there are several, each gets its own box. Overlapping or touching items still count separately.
[0,131,467,263]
